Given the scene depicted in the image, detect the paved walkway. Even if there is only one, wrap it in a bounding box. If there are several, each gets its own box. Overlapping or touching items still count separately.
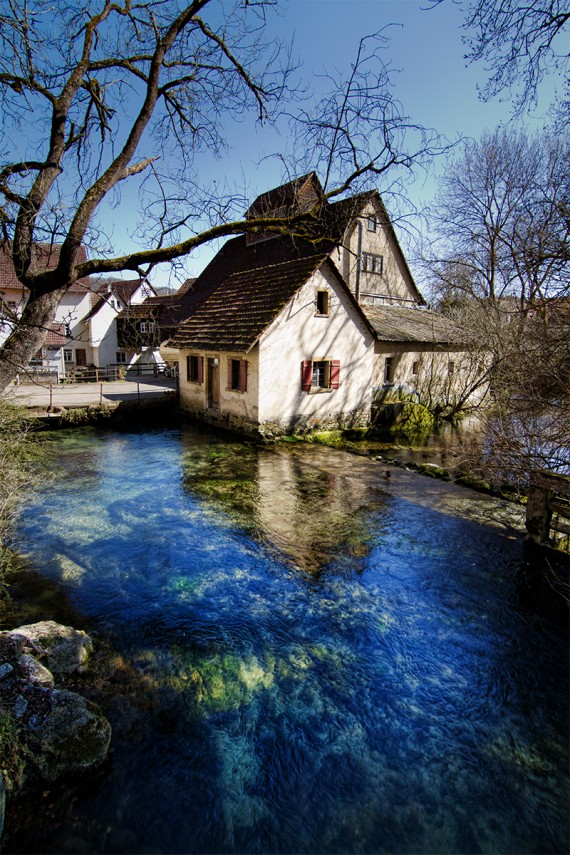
[7,377,178,409]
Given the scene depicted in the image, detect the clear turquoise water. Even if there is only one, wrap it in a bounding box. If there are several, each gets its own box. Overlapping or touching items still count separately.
[11,424,570,854]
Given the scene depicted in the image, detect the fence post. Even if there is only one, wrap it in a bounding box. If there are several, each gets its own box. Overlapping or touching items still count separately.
[49,382,53,410]
[100,383,103,406]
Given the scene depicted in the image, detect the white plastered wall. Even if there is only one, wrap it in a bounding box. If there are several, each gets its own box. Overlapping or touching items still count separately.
[373,342,490,410]
[179,347,260,426]
[257,265,375,431]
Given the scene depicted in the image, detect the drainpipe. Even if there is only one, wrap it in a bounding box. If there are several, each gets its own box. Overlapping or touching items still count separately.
[355,219,363,304]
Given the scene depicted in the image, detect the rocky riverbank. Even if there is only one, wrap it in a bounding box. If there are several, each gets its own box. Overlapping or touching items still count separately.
[0,620,111,839]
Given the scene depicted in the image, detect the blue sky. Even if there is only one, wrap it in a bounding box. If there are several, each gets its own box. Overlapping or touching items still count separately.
[118,0,558,287]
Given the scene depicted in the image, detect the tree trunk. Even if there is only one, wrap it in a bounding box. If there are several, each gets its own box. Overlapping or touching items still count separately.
[0,288,66,392]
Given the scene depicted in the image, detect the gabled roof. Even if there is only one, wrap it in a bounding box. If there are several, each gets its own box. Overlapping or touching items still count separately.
[363,304,465,345]
[246,172,324,218]
[82,278,153,321]
[171,254,330,352]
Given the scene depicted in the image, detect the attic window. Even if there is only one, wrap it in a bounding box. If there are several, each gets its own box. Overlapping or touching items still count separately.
[315,290,329,316]
[361,252,383,274]
[367,216,376,232]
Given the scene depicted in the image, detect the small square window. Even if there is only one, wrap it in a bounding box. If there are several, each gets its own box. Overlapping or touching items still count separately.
[228,358,247,392]
[116,352,127,364]
[230,359,241,390]
[187,354,201,382]
[312,360,329,389]
[316,291,329,316]
[367,216,376,232]
[448,361,455,375]
[63,349,73,363]
[412,361,419,375]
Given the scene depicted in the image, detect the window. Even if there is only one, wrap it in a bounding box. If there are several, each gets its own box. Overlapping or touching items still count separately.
[139,321,155,334]
[228,358,247,392]
[315,290,329,316]
[63,349,73,363]
[65,323,72,337]
[412,361,419,376]
[301,359,341,392]
[448,361,455,375]
[367,216,376,232]
[116,352,127,364]
[384,357,394,384]
[187,354,204,384]
[361,252,383,274]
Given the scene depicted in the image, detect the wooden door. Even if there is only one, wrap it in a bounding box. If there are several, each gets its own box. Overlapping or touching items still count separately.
[76,348,87,367]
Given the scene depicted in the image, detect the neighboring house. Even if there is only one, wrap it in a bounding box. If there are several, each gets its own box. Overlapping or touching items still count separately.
[0,242,155,378]
[170,173,485,436]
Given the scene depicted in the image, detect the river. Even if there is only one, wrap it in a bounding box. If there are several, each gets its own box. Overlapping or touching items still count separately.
[6,423,570,853]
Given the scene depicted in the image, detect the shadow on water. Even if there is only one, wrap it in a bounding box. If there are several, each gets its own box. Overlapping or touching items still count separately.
[4,423,569,855]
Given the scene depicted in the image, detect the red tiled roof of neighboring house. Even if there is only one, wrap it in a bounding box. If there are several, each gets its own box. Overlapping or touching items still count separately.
[0,242,93,293]
[44,322,68,348]
[363,305,466,345]
[171,254,332,352]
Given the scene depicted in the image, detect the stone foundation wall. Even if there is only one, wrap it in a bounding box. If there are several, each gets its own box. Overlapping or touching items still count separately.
[179,403,370,440]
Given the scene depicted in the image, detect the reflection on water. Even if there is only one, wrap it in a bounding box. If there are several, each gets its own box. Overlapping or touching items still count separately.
[9,424,570,854]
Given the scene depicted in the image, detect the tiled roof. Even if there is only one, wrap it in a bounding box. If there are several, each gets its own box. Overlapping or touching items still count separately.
[176,278,196,296]
[362,305,465,345]
[171,254,328,352]
[44,322,67,347]
[0,243,93,292]
[82,279,153,321]
[246,172,323,218]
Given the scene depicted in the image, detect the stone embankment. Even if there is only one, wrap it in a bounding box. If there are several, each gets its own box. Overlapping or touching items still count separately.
[0,621,111,838]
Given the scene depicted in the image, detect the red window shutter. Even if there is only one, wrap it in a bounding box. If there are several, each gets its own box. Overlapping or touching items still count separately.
[301,360,313,392]
[330,360,341,389]
[198,356,204,385]
[227,358,233,390]
[240,359,248,392]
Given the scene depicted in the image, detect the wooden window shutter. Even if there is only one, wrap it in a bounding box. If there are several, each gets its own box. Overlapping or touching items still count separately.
[186,355,192,382]
[198,356,204,385]
[330,360,341,389]
[227,358,233,390]
[301,360,313,392]
[239,359,248,392]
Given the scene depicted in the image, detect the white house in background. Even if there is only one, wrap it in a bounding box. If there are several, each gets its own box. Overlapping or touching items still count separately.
[170,173,486,436]
[0,242,155,378]
[60,278,156,374]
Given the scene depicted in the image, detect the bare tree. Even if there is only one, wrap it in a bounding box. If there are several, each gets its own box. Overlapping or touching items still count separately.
[0,1,442,391]
[422,126,570,486]
[430,0,570,119]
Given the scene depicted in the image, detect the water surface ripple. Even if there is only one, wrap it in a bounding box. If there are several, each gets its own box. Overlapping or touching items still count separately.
[11,425,570,854]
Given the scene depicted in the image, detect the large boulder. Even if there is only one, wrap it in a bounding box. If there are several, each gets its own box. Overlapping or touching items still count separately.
[8,621,93,676]
[23,688,111,782]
